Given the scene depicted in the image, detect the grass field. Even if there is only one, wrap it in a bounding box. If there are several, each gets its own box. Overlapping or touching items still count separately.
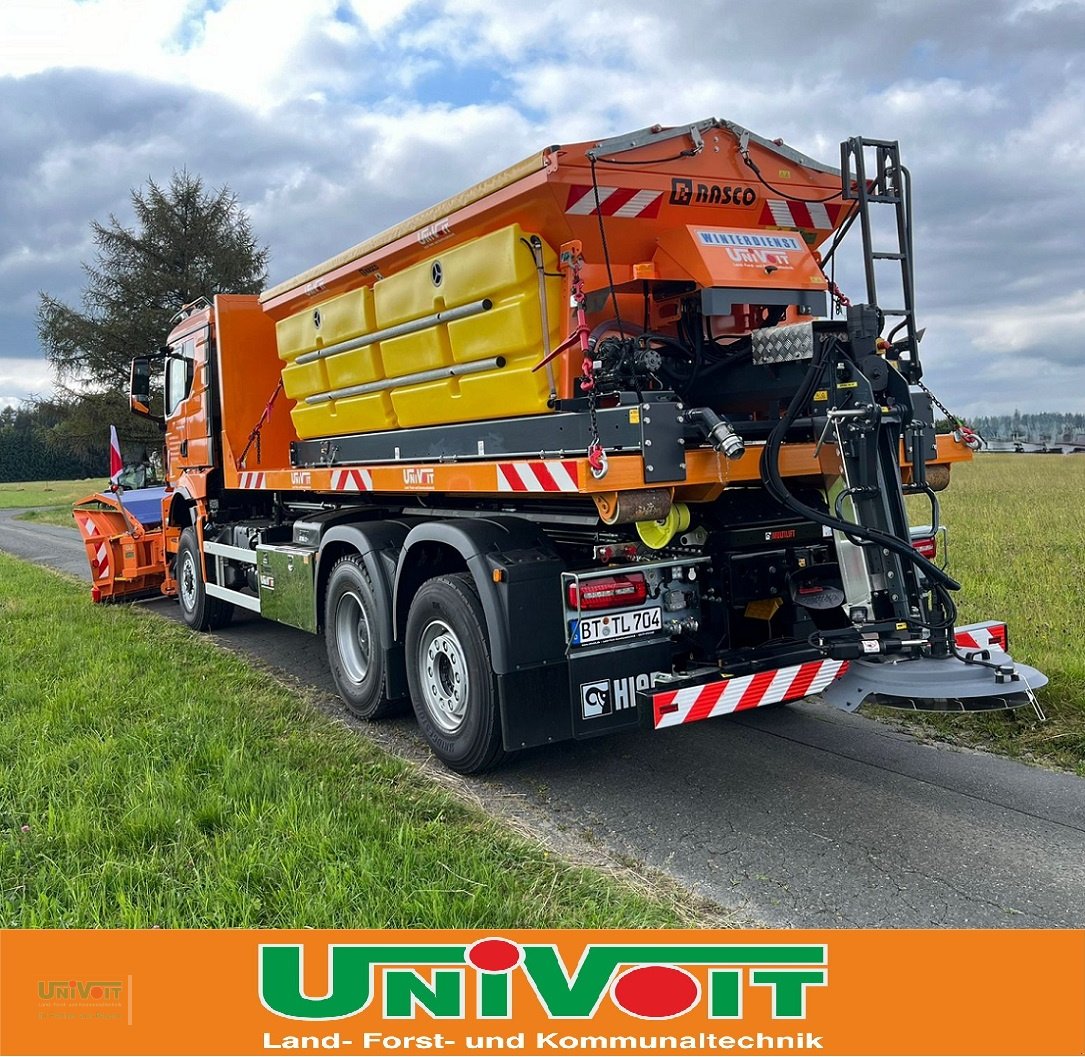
[1,477,106,528]
[0,478,105,509]
[0,554,687,928]
[901,454,1085,772]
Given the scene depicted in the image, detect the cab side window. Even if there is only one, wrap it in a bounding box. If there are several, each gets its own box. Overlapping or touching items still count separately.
[165,342,195,416]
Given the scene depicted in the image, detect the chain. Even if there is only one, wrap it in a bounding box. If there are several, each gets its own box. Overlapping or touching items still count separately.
[563,258,607,478]
[237,377,284,469]
[583,342,607,477]
[913,375,982,450]
[585,379,607,476]
[827,279,851,312]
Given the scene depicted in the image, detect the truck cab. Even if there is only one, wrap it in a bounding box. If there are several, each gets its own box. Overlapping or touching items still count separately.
[162,306,216,479]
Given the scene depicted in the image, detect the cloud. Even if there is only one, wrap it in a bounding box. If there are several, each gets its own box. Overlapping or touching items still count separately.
[0,0,1083,414]
[946,290,1085,362]
[0,357,57,406]
[0,0,358,109]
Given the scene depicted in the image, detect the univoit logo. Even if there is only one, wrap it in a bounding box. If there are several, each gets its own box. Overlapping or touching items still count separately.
[38,980,123,1001]
[259,939,828,1022]
[38,977,127,1022]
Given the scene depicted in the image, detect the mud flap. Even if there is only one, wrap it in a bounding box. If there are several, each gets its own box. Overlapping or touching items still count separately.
[819,651,1048,714]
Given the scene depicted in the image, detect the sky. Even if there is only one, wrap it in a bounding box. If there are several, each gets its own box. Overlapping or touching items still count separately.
[1,0,1083,416]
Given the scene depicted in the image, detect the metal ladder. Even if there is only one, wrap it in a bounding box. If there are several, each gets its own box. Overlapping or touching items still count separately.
[840,138,921,381]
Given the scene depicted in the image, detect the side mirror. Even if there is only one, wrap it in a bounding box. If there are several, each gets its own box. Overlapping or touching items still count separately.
[129,357,164,428]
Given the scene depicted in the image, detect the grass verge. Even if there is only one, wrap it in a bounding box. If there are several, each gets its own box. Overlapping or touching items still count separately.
[896,454,1085,773]
[0,554,686,928]
[14,506,77,528]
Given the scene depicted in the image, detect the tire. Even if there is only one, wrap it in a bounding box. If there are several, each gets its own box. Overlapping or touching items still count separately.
[405,573,510,774]
[324,554,406,720]
[176,527,234,631]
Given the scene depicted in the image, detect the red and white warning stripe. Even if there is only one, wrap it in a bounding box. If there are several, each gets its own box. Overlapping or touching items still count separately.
[330,467,373,492]
[759,199,846,231]
[237,471,266,489]
[92,541,110,581]
[653,658,849,729]
[565,185,664,219]
[74,513,110,581]
[496,460,579,493]
[954,621,1008,653]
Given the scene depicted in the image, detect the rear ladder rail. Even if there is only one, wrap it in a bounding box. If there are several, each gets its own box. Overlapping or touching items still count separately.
[840,137,921,381]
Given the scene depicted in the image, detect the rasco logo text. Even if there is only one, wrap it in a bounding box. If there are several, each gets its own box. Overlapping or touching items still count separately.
[260,939,828,1022]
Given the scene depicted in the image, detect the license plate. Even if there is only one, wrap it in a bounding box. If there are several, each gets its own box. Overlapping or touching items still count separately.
[571,607,663,646]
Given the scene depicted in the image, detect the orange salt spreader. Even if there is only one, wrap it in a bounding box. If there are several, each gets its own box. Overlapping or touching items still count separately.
[75,118,1045,773]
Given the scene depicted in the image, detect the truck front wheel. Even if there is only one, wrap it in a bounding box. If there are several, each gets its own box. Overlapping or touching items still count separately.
[405,573,509,774]
[176,527,233,631]
[325,555,405,720]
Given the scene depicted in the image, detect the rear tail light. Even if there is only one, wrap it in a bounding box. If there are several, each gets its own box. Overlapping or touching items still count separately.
[987,622,1009,651]
[912,536,937,560]
[567,573,648,611]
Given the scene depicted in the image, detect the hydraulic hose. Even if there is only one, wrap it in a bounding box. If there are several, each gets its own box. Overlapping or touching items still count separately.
[761,336,961,609]
[588,318,645,346]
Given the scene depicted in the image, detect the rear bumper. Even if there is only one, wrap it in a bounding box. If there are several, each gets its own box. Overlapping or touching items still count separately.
[648,658,849,729]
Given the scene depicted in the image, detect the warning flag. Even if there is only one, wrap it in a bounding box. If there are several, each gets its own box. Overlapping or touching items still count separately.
[109,425,123,483]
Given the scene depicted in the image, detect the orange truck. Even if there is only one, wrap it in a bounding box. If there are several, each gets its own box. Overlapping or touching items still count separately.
[74,117,1046,772]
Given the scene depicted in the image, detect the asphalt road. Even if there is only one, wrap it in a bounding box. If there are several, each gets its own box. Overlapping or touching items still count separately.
[4,506,1084,927]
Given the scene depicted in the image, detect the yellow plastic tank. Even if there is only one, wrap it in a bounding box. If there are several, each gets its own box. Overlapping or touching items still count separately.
[276,224,562,439]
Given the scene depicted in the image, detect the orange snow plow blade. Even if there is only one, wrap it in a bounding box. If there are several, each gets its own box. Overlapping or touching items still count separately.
[72,486,169,603]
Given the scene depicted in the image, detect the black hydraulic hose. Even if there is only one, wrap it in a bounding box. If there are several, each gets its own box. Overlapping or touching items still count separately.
[697,345,753,377]
[953,646,1013,675]
[589,156,627,337]
[741,148,843,204]
[641,332,689,356]
[761,337,961,601]
[817,206,859,269]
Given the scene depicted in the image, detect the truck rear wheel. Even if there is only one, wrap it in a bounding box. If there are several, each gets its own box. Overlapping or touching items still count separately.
[405,573,509,774]
[177,527,234,631]
[325,554,405,720]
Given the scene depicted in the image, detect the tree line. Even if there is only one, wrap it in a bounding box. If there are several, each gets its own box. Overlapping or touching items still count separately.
[0,401,106,483]
[970,412,1085,442]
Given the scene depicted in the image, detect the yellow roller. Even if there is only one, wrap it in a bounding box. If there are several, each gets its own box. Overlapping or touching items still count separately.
[636,503,691,550]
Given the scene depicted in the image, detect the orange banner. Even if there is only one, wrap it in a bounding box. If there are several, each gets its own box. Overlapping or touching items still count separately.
[2,930,1082,1056]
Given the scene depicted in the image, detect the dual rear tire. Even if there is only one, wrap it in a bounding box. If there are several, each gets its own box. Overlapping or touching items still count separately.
[324,561,507,774]
[324,555,404,721]
[404,573,507,774]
